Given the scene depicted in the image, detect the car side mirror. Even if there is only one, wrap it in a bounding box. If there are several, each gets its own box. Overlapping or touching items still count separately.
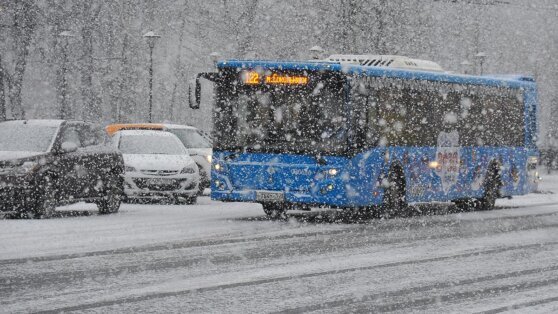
[60,141,78,153]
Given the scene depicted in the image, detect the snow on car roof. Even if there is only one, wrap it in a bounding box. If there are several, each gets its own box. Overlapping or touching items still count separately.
[159,123,197,130]
[0,119,65,127]
[105,123,198,136]
[116,129,178,136]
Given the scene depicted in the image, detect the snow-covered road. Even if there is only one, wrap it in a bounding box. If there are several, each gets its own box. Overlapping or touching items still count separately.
[2,177,558,313]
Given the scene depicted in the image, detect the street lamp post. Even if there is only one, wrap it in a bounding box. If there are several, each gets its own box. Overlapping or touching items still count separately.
[209,52,221,68]
[58,30,75,119]
[460,60,472,75]
[143,31,160,123]
[309,46,325,60]
[475,52,487,75]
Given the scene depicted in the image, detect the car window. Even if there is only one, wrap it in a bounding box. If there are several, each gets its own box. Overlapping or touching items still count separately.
[81,124,107,147]
[61,126,82,148]
[169,128,212,148]
[118,134,187,155]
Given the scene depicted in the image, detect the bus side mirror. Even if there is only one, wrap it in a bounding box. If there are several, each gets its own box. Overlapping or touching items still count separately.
[188,80,199,109]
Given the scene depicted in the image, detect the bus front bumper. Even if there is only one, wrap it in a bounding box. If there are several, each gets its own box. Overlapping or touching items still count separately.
[210,188,364,208]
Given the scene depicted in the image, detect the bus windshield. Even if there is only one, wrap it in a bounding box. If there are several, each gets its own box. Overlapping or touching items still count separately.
[214,70,348,155]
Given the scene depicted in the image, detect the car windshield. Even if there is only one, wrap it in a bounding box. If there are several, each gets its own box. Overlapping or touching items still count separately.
[0,124,58,152]
[170,128,212,148]
[118,134,186,155]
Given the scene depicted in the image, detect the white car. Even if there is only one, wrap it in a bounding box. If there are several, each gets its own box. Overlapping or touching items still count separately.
[111,130,200,204]
[106,123,212,194]
[162,124,212,192]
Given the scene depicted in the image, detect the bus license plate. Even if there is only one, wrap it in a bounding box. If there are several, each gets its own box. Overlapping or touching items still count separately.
[256,191,284,203]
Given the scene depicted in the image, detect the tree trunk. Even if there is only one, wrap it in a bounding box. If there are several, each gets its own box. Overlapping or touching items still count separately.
[235,0,259,58]
[0,54,6,121]
[80,2,103,122]
[8,0,37,120]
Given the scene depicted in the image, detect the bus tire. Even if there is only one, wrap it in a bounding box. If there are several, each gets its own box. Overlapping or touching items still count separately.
[379,167,407,218]
[453,198,476,212]
[478,163,501,211]
[262,203,287,220]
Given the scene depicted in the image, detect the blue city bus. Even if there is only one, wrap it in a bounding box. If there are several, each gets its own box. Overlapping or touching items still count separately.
[190,55,539,218]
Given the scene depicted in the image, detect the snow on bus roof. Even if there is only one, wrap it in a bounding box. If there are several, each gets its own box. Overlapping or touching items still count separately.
[218,60,535,89]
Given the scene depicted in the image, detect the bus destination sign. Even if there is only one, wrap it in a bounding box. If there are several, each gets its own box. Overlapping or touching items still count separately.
[242,71,308,85]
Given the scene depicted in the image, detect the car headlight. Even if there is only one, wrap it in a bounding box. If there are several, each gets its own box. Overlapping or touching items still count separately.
[181,167,196,174]
[124,165,136,172]
[205,155,212,163]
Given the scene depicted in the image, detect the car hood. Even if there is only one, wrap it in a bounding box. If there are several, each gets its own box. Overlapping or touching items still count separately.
[123,154,196,171]
[187,148,212,157]
[0,151,47,162]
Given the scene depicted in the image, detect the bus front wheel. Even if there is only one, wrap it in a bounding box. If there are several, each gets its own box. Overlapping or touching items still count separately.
[262,203,287,220]
[379,168,407,218]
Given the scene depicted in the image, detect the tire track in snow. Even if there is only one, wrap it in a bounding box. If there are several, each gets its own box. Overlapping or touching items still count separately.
[476,295,558,314]
[3,214,558,295]
[29,242,558,313]
[2,203,558,267]
[277,266,558,313]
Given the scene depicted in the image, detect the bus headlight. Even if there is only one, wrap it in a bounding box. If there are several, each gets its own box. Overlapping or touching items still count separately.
[214,180,226,190]
[214,163,222,171]
[206,155,212,163]
[328,168,338,176]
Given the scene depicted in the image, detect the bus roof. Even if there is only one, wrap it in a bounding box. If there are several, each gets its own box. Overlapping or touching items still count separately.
[217,59,535,89]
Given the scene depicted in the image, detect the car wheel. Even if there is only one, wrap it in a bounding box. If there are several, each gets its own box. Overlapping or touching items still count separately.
[97,176,123,214]
[29,181,56,219]
[186,196,197,205]
[262,203,287,220]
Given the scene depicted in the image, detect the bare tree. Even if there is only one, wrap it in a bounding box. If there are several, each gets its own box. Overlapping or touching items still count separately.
[3,0,38,119]
[79,1,103,122]
[0,53,5,120]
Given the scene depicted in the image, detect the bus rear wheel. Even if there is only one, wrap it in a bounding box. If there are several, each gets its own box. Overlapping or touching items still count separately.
[478,170,500,211]
[379,169,407,218]
[262,203,287,220]
[465,164,501,211]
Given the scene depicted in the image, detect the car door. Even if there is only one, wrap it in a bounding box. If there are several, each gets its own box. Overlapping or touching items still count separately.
[54,122,86,201]
[78,123,113,199]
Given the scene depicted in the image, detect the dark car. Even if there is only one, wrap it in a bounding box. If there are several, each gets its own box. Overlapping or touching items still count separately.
[0,120,124,218]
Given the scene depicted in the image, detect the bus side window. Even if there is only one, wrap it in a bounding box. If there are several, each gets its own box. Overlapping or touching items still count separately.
[350,79,376,149]
[377,87,406,146]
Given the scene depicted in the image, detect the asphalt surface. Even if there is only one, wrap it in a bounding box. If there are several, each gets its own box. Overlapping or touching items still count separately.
[2,199,558,313]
